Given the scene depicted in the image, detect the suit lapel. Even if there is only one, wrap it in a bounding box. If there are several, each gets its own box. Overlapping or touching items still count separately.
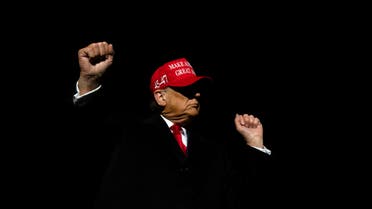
[145,115,188,162]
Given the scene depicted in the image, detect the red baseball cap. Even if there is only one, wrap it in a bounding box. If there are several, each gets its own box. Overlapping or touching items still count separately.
[150,58,212,92]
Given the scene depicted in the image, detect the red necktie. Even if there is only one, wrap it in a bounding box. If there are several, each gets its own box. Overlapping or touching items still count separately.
[170,124,187,155]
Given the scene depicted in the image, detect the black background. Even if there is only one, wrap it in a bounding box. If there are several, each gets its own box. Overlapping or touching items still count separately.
[3,3,369,208]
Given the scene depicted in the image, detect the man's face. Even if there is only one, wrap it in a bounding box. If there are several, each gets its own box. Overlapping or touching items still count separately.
[154,80,211,125]
[161,86,201,123]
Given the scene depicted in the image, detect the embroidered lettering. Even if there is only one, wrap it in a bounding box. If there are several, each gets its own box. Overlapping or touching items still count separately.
[154,74,168,89]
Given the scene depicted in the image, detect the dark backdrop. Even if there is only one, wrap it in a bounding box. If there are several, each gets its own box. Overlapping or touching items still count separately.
[4,3,367,208]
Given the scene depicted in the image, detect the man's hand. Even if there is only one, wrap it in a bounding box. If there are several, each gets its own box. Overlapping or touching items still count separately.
[77,41,115,95]
[234,113,264,148]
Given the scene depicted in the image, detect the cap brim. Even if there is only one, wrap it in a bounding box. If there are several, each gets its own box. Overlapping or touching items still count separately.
[168,76,212,88]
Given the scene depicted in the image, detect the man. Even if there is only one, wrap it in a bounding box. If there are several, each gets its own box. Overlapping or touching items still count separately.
[73,41,272,209]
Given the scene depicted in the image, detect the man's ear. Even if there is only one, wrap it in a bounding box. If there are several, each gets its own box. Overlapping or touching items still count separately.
[153,89,166,106]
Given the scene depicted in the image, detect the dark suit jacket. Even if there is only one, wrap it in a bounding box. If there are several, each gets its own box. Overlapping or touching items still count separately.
[74,90,272,209]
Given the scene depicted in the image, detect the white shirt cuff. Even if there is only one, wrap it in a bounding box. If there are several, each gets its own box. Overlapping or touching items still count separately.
[252,146,271,155]
[73,81,102,103]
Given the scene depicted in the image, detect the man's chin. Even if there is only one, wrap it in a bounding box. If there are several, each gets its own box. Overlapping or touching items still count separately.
[187,110,200,118]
